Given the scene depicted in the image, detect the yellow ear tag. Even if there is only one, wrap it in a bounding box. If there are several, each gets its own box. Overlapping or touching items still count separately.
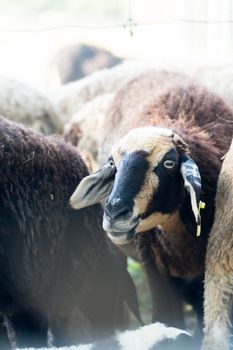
[196,201,206,237]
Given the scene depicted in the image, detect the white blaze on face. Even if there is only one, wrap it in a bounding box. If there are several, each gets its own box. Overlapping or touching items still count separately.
[111,127,176,229]
[112,127,173,160]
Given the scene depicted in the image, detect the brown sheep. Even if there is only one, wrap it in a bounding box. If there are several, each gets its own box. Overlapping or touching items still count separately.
[0,116,139,349]
[50,43,123,85]
[70,70,233,335]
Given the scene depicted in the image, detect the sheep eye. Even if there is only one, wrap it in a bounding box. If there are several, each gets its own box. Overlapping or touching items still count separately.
[163,159,176,169]
[108,158,115,167]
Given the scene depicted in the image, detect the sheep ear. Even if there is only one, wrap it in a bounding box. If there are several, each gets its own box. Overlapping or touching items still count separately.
[70,163,116,209]
[180,155,202,227]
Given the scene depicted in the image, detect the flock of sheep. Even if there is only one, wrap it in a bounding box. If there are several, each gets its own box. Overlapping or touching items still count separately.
[0,60,232,350]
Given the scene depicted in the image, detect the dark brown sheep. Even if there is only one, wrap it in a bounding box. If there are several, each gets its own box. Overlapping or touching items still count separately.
[0,117,139,349]
[50,43,123,85]
[70,70,233,335]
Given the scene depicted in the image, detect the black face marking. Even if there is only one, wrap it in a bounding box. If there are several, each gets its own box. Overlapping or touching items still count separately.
[142,148,185,219]
[106,151,149,216]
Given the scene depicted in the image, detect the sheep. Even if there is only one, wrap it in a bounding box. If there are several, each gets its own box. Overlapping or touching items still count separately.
[64,93,115,172]
[52,61,151,123]
[0,116,140,349]
[182,63,233,109]
[61,67,191,173]
[18,322,193,350]
[0,77,64,134]
[58,61,233,176]
[53,61,233,127]
[70,70,233,333]
[49,43,123,86]
[201,140,233,350]
[0,316,11,349]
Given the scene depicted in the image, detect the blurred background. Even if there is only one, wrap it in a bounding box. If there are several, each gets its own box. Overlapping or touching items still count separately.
[0,0,233,90]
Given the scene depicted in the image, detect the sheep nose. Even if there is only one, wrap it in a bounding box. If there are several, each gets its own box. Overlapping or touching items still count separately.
[105,197,132,221]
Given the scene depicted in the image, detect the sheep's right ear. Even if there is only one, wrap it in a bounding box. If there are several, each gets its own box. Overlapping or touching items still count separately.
[70,162,116,209]
[180,154,202,228]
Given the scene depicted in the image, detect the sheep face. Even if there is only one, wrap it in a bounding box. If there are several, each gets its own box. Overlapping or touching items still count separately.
[70,127,202,244]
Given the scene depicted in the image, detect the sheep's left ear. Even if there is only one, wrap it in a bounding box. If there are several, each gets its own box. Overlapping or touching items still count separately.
[180,154,202,229]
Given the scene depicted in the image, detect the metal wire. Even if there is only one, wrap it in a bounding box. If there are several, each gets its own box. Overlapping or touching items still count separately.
[0,18,233,34]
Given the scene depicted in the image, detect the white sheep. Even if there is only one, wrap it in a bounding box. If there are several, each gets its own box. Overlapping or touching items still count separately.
[202,140,233,350]
[64,93,115,172]
[183,63,233,108]
[18,322,192,350]
[53,61,233,126]
[52,61,151,122]
[0,76,64,134]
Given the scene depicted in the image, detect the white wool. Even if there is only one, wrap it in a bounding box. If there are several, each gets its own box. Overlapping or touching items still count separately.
[52,61,152,121]
[117,322,189,350]
[64,93,115,172]
[211,322,229,343]
[0,76,64,134]
[125,127,172,139]
[64,93,114,138]
[112,126,173,156]
[17,322,190,350]
[18,345,92,350]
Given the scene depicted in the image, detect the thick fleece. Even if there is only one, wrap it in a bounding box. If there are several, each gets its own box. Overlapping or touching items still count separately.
[0,117,137,348]
[202,140,233,350]
[96,70,233,329]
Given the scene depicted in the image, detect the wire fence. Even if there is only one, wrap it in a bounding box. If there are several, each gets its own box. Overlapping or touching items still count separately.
[0,18,233,34]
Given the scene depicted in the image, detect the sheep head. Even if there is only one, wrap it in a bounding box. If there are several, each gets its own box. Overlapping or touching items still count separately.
[70,127,202,243]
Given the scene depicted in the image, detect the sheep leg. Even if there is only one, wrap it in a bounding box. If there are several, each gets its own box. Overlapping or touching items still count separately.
[148,228,205,335]
[181,277,204,338]
[202,269,233,350]
[49,315,70,347]
[0,315,11,350]
[9,310,48,348]
[136,231,184,328]
[50,307,92,347]
[146,263,184,328]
